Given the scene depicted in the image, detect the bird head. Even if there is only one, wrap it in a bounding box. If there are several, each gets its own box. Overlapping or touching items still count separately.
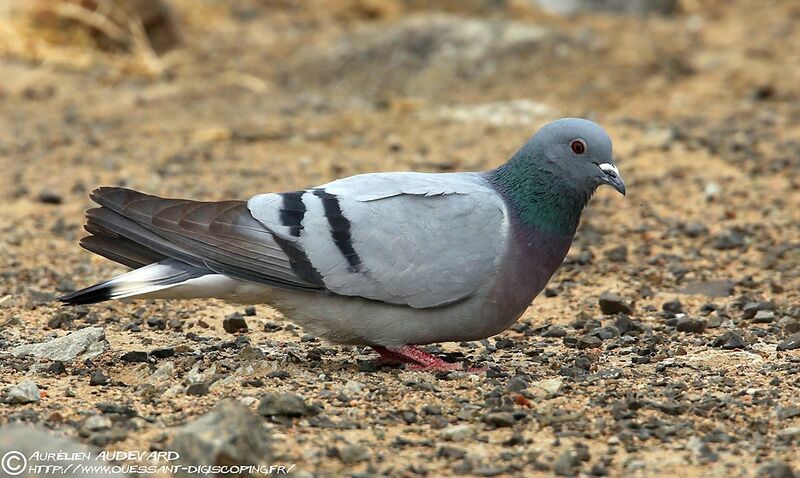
[529,118,626,196]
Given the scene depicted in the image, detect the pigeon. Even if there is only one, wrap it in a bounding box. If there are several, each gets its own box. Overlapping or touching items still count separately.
[59,118,625,371]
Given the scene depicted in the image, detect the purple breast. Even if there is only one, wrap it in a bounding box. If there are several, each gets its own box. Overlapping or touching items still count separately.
[489,216,575,324]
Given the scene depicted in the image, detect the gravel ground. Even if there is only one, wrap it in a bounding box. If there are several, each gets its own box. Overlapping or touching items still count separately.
[1,1,799,477]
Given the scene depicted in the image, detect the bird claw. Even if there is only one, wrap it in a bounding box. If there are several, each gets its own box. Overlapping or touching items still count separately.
[371,345,485,373]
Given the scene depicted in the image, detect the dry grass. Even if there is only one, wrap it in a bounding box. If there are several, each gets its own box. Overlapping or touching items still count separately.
[0,0,175,78]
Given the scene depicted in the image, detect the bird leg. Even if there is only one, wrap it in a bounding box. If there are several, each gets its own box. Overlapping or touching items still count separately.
[371,345,485,373]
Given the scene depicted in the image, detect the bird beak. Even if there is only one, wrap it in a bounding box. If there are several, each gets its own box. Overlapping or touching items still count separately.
[598,163,626,196]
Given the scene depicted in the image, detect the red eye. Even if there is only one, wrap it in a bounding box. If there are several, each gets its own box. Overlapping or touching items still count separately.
[570,139,587,155]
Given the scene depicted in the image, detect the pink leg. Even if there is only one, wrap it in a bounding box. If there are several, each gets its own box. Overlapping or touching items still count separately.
[371,345,485,373]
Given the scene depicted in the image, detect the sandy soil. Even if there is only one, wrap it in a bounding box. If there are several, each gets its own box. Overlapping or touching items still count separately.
[1,0,799,476]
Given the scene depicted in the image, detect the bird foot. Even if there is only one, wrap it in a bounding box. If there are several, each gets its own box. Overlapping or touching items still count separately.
[371,345,485,373]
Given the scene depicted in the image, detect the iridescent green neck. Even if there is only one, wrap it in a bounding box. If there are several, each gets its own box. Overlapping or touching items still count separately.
[489,156,588,236]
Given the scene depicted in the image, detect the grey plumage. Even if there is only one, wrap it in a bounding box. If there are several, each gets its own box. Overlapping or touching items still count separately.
[60,118,625,352]
[248,172,505,308]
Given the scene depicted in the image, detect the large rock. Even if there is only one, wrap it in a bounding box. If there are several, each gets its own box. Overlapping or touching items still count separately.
[3,379,40,404]
[290,14,561,101]
[11,327,107,362]
[0,425,121,478]
[172,400,274,478]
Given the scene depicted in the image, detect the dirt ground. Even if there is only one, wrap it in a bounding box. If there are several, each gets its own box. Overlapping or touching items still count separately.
[1,0,800,476]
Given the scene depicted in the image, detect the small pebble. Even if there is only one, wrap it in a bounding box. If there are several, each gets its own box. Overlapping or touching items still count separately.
[223,313,248,334]
[598,292,634,315]
[711,331,746,349]
[120,351,149,363]
[89,370,110,386]
[676,317,706,333]
[187,382,210,396]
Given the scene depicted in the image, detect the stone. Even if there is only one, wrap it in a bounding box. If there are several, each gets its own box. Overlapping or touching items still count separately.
[598,292,634,315]
[441,424,475,441]
[334,443,370,464]
[777,406,800,421]
[0,424,122,478]
[743,301,775,319]
[87,428,128,447]
[683,222,709,238]
[553,448,580,476]
[711,331,746,350]
[650,400,686,416]
[482,412,516,427]
[614,316,639,335]
[3,380,40,404]
[11,327,107,362]
[120,351,149,363]
[543,325,567,337]
[785,314,800,328]
[530,378,562,397]
[187,383,210,396]
[777,333,800,351]
[89,370,110,386]
[223,313,248,333]
[151,347,175,358]
[48,361,67,375]
[662,299,683,314]
[604,245,628,263]
[38,190,63,204]
[676,317,706,333]
[505,377,529,393]
[172,400,274,478]
[577,335,602,349]
[150,362,175,383]
[686,435,718,463]
[438,446,467,459]
[96,402,137,417]
[713,230,746,250]
[757,461,796,478]
[81,415,112,434]
[257,393,317,418]
[589,326,619,340]
[753,310,776,323]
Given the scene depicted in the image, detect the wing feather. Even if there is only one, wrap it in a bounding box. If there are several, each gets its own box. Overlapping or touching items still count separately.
[88,188,322,290]
[249,172,508,308]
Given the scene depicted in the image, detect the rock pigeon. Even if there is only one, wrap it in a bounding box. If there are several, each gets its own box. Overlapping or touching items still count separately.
[60,118,625,371]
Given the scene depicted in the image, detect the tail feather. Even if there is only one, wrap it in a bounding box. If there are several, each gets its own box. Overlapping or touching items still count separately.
[84,206,206,269]
[80,235,165,269]
[62,186,315,306]
[59,260,209,305]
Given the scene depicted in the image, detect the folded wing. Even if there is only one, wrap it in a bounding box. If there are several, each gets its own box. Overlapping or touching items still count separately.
[82,187,324,291]
[248,172,508,308]
[80,172,507,309]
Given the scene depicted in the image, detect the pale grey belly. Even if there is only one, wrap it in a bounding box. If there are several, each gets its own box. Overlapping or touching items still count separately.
[229,276,540,346]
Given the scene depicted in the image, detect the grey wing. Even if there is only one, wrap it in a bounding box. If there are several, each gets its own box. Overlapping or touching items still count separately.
[81,187,324,291]
[248,172,509,308]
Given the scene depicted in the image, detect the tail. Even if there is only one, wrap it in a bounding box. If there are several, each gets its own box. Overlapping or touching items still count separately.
[60,186,313,306]
[59,260,211,305]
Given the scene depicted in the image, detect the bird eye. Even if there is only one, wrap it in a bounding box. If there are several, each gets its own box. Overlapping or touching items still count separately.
[570,139,587,155]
